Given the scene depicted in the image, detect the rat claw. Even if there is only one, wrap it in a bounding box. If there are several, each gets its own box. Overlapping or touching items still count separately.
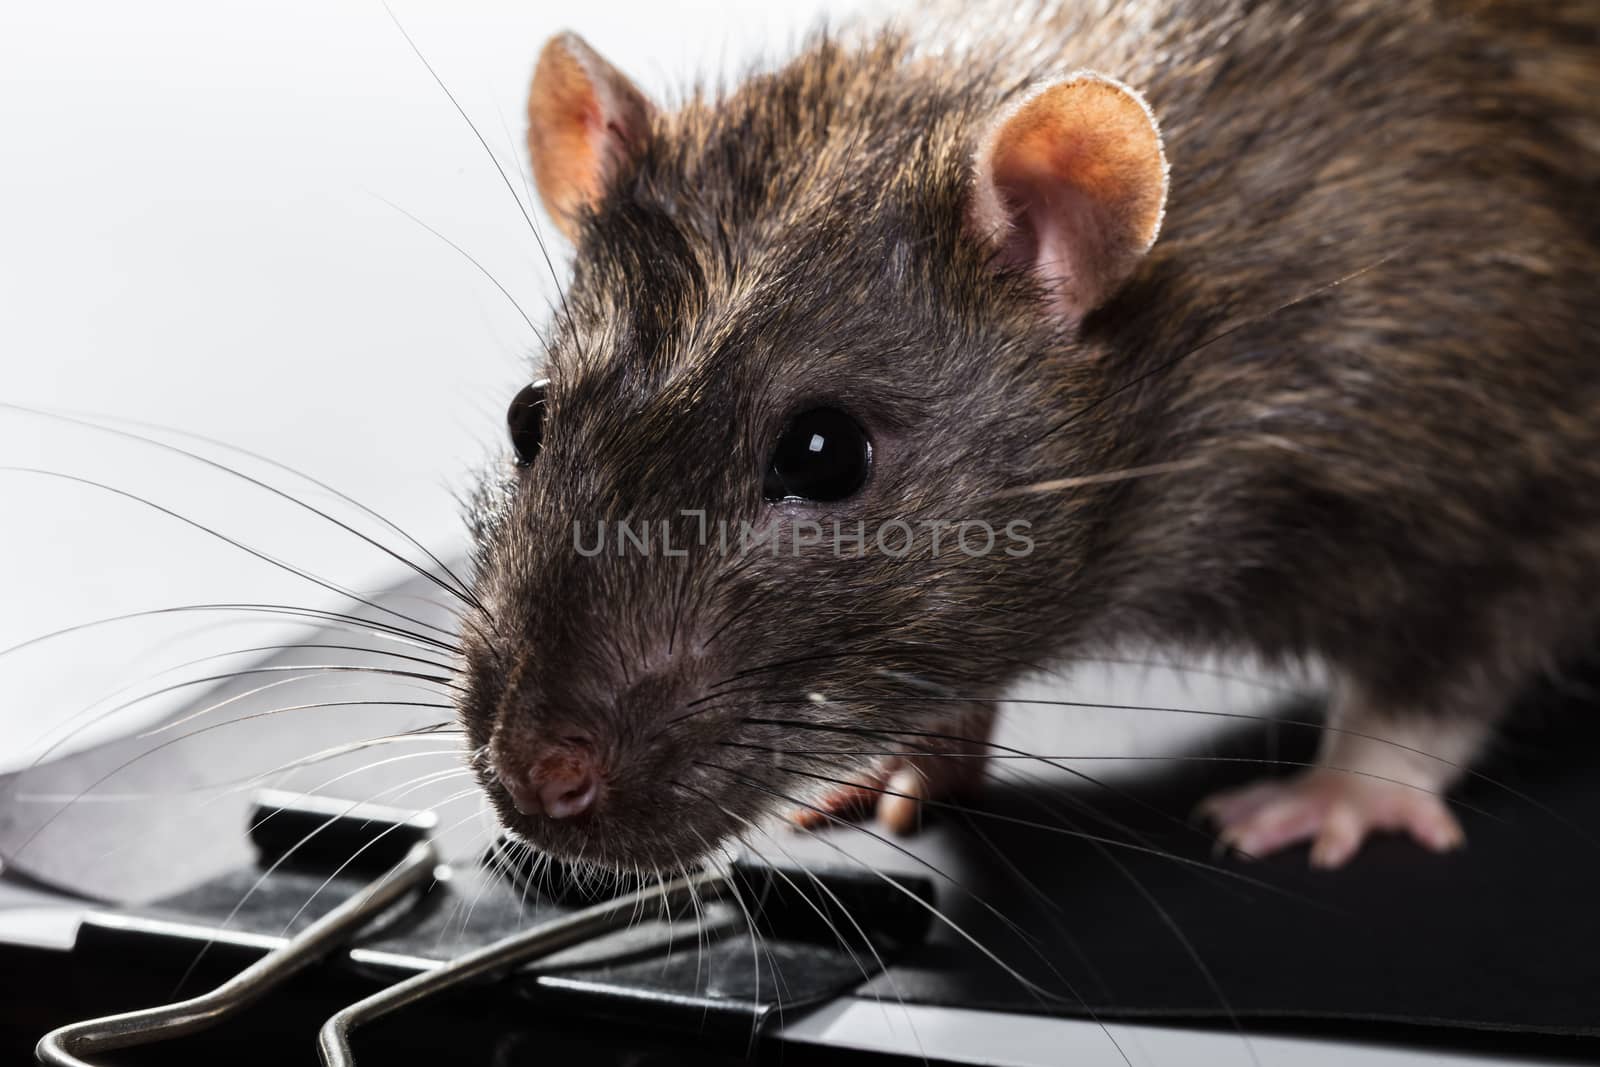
[1196,779,1287,829]
[876,767,927,834]
[1308,804,1368,869]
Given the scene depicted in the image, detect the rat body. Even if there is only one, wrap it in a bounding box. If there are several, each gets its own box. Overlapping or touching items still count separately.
[457,0,1600,872]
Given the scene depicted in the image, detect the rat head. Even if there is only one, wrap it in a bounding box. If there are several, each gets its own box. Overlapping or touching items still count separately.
[456,31,1169,871]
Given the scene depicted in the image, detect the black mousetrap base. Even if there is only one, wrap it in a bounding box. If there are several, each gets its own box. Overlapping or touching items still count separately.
[859,692,1600,1043]
[3,565,1598,1061]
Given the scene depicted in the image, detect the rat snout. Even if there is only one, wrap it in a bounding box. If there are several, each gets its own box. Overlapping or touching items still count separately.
[498,732,604,820]
[473,630,727,866]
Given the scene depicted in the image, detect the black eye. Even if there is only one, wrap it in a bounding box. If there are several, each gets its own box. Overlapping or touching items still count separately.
[763,407,871,502]
[507,380,548,466]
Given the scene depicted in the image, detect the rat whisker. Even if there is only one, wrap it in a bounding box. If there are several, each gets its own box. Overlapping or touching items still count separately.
[682,781,928,1057]
[65,407,479,606]
[465,827,521,939]
[1,403,484,614]
[1023,768,1263,1066]
[709,649,892,690]
[980,761,1261,1067]
[725,733,1235,888]
[171,641,454,674]
[707,833,803,1039]
[439,802,520,952]
[0,603,462,661]
[282,778,481,910]
[727,738,1488,814]
[144,665,458,737]
[511,837,541,927]
[651,694,751,739]
[368,193,546,346]
[789,760,1124,1064]
[761,693,1555,840]
[29,666,454,776]
[167,775,479,995]
[380,3,585,364]
[488,95,552,301]
[1024,654,1307,696]
[988,456,1211,499]
[672,842,707,997]
[5,699,455,866]
[0,467,458,640]
[947,804,1125,1009]
[694,653,1041,709]
[270,754,470,815]
[14,743,463,807]
[658,846,683,978]
[216,724,466,791]
[25,744,468,889]
[29,641,454,758]
[693,826,769,1034]
[734,738,1487,826]
[764,840,931,1066]
[731,794,1132,1060]
[760,757,1337,909]
[763,694,1480,779]
[693,760,1077,1006]
[747,710,1507,873]
[606,631,635,687]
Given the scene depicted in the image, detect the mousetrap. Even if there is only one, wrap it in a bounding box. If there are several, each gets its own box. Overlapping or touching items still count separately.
[6,566,1600,1066]
[27,791,936,1065]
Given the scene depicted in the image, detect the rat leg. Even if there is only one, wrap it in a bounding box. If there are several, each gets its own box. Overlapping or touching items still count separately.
[792,703,997,834]
[1200,680,1494,868]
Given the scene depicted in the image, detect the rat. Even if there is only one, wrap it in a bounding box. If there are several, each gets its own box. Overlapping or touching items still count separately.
[454,0,1600,874]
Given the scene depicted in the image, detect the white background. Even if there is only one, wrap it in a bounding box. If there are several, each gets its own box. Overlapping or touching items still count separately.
[0,0,874,763]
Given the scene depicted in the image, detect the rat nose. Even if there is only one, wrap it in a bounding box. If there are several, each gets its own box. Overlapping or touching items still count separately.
[500,736,602,820]
[537,763,599,819]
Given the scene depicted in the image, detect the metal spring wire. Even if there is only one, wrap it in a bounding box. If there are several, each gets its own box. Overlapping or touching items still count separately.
[34,840,729,1067]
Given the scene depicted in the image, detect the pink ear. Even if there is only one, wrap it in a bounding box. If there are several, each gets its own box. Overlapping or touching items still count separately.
[527,32,655,240]
[969,73,1169,325]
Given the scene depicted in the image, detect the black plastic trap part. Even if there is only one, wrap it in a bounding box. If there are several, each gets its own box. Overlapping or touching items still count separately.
[853,690,1600,1049]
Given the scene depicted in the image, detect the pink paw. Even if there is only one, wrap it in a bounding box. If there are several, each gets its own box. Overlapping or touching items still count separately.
[789,764,931,834]
[1199,769,1465,868]
[791,721,991,835]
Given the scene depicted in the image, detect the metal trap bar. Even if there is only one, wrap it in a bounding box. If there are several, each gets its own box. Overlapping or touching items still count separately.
[317,864,729,1065]
[32,792,933,1065]
[35,840,442,1067]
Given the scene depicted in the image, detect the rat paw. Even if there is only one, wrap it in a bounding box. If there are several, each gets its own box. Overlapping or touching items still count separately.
[791,756,987,834]
[789,770,886,830]
[1199,769,1465,868]
[790,713,994,835]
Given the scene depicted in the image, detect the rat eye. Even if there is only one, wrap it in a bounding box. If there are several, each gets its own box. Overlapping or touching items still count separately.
[507,380,548,466]
[763,407,871,502]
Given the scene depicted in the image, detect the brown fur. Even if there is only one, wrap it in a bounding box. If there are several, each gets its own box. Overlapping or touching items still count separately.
[458,0,1600,870]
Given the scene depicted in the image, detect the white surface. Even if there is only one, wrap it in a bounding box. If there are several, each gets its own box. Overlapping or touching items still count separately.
[786,999,1564,1067]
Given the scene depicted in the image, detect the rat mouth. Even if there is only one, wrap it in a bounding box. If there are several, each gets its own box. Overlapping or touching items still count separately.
[478,766,759,873]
